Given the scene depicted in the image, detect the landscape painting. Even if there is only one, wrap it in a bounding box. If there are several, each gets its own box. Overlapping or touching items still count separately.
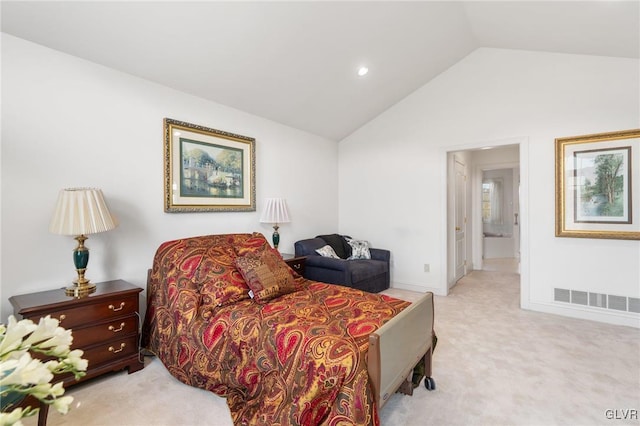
[180,139,244,199]
[555,129,640,240]
[164,118,255,213]
[573,147,631,223]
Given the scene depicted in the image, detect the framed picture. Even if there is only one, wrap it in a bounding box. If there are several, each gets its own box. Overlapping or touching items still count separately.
[164,118,256,212]
[555,129,640,240]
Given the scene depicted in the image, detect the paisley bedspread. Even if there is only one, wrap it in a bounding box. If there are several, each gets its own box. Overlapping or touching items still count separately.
[142,233,409,425]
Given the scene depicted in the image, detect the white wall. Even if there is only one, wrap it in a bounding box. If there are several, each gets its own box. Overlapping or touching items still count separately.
[339,48,639,326]
[0,34,339,319]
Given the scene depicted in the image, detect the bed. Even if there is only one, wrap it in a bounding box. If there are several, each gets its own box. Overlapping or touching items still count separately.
[142,233,434,425]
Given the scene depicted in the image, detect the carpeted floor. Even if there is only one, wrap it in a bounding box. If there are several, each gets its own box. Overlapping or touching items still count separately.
[26,262,640,425]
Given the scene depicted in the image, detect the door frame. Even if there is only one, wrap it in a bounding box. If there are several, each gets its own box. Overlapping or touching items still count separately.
[441,136,530,310]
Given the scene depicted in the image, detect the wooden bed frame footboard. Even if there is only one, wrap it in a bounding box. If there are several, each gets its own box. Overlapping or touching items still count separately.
[368,292,434,409]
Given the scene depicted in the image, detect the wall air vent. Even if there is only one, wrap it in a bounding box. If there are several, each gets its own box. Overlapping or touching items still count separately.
[608,295,627,311]
[554,288,639,314]
[554,288,570,303]
[589,293,607,309]
[571,290,588,306]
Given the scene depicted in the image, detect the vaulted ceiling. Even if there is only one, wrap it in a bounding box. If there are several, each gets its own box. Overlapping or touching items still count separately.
[2,1,638,141]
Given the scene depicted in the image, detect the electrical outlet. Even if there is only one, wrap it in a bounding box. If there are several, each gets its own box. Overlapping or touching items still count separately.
[424,264,430,272]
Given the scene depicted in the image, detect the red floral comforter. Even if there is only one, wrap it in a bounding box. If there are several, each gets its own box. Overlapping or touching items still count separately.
[142,234,408,425]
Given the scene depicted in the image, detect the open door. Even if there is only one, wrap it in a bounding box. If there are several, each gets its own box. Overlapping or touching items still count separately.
[453,156,467,283]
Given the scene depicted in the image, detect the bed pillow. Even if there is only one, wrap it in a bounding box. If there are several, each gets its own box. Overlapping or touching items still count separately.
[234,249,299,304]
[346,238,371,260]
[195,244,251,312]
[234,232,271,257]
[316,244,340,258]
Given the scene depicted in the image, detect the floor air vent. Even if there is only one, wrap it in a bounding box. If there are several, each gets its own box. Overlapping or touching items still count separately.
[555,288,639,314]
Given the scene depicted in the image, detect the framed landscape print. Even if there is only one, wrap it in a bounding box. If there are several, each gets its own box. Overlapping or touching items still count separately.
[555,129,640,240]
[164,118,256,212]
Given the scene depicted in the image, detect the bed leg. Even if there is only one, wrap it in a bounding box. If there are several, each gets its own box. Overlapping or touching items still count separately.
[424,346,432,378]
[423,346,436,391]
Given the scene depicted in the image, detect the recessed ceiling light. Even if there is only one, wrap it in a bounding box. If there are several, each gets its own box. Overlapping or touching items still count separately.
[480,146,493,150]
[357,66,369,77]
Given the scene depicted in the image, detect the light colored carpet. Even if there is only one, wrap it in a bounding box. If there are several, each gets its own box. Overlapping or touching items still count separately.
[26,264,640,426]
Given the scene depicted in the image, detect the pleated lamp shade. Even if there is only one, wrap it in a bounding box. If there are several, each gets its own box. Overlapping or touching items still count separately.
[49,188,118,236]
[259,198,290,225]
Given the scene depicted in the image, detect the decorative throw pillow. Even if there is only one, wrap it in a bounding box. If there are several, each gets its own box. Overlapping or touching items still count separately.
[234,249,299,304]
[346,238,371,260]
[316,245,340,258]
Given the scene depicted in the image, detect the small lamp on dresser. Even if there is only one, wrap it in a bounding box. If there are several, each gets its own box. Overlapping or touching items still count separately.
[259,198,290,249]
[49,187,118,296]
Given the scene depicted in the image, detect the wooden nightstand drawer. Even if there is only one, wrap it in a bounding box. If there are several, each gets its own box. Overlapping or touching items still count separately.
[70,315,139,348]
[44,294,138,329]
[82,334,139,367]
[283,255,306,276]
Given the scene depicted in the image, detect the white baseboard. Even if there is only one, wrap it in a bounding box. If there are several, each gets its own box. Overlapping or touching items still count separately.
[526,301,640,328]
[391,281,446,296]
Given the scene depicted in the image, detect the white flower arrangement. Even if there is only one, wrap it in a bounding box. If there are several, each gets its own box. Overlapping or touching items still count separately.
[0,315,88,426]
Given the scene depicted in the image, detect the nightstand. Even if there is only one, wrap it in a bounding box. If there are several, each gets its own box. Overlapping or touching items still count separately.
[9,280,144,386]
[281,253,306,276]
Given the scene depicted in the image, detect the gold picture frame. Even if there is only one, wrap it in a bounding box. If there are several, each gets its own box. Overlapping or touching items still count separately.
[164,118,256,212]
[555,129,640,240]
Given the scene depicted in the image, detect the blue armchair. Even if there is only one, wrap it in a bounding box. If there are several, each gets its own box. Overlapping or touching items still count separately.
[294,235,390,293]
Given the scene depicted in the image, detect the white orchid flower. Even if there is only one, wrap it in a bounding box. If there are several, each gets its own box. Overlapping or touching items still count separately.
[0,317,36,357]
[43,359,60,373]
[0,407,25,426]
[22,316,64,347]
[28,382,55,400]
[37,329,73,354]
[1,315,87,424]
[49,382,65,397]
[0,353,53,387]
[63,350,88,372]
[51,396,74,415]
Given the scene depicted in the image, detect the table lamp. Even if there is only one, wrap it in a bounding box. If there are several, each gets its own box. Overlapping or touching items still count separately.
[49,188,118,296]
[259,198,290,249]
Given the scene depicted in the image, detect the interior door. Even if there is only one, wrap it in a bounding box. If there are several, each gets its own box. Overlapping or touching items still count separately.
[513,167,521,259]
[454,157,467,282]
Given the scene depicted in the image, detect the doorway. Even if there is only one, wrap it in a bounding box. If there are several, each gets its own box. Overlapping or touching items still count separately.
[443,137,530,309]
[480,165,520,267]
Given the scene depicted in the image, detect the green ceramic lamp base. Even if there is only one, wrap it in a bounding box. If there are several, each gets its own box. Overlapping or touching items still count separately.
[272,225,280,249]
[66,234,96,297]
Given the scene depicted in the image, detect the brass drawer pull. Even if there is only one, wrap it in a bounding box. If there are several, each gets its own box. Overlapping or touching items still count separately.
[57,314,66,323]
[108,343,126,354]
[108,322,126,333]
[108,302,125,312]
